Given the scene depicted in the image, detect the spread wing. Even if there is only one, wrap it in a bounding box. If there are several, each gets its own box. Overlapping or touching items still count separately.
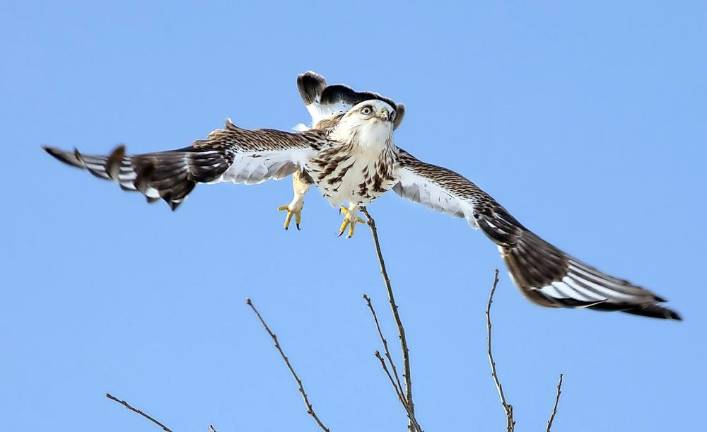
[394,149,681,320]
[297,71,405,130]
[44,119,326,210]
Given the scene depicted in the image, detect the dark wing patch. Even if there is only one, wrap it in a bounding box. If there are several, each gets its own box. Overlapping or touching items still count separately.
[393,104,405,130]
[296,72,405,130]
[297,71,327,105]
[319,84,398,113]
[44,119,328,210]
[44,145,231,210]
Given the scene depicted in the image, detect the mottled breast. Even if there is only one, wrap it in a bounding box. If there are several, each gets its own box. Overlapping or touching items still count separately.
[306,143,399,206]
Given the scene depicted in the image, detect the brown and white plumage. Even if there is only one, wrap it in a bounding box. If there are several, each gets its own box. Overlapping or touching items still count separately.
[297,71,405,131]
[293,71,680,320]
[44,71,680,320]
[394,149,681,320]
[44,122,327,210]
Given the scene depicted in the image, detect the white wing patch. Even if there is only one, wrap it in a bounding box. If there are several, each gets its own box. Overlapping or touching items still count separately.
[393,168,476,226]
[531,258,656,306]
[217,148,315,185]
[388,149,679,319]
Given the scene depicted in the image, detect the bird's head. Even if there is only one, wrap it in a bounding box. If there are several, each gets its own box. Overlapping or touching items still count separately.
[331,99,401,147]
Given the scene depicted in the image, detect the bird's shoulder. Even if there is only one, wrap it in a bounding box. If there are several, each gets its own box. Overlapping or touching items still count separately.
[190,118,331,152]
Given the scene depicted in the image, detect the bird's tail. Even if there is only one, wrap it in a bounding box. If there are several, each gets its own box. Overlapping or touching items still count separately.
[43,145,231,210]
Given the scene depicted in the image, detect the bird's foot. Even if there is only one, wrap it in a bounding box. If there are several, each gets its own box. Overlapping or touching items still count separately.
[338,206,366,239]
[278,203,303,230]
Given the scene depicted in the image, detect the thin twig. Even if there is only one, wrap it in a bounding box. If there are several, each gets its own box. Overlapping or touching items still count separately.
[486,269,515,432]
[365,294,421,431]
[361,207,416,432]
[373,351,407,410]
[363,294,405,399]
[208,425,218,432]
[105,393,173,432]
[374,352,423,432]
[546,374,564,432]
[246,298,330,432]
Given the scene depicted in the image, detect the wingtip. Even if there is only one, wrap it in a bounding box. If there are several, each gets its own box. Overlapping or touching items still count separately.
[298,70,326,82]
[652,293,682,321]
[666,309,683,321]
[42,145,60,157]
[621,303,683,321]
[393,103,406,130]
[43,145,84,168]
[297,71,327,105]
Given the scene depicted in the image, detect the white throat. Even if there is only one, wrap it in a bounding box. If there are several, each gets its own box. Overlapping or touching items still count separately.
[330,118,393,152]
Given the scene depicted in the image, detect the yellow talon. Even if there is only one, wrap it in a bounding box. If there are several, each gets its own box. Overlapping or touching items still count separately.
[278,205,302,230]
[337,206,366,238]
[338,218,351,238]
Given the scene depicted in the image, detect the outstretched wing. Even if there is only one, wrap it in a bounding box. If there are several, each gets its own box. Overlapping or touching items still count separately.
[44,119,326,210]
[296,71,405,130]
[393,149,681,320]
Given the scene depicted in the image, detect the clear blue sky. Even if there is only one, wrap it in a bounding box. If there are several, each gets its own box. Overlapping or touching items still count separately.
[2,1,705,431]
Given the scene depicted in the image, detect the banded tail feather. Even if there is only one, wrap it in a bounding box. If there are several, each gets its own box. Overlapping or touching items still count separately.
[43,145,232,210]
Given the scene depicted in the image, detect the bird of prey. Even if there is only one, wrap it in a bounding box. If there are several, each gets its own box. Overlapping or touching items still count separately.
[43,71,680,321]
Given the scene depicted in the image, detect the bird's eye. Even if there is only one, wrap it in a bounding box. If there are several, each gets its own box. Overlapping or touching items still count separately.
[361,106,372,115]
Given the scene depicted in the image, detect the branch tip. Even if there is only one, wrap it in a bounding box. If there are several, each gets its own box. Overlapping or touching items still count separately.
[247,298,330,432]
[105,392,173,432]
[363,208,421,432]
[546,373,564,432]
[486,269,515,432]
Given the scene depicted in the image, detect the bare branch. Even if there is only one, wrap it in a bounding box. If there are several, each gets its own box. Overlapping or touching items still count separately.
[363,294,405,399]
[546,374,564,432]
[208,425,218,432]
[105,393,173,432]
[361,207,418,432]
[485,269,515,432]
[374,352,423,432]
[364,293,422,431]
[246,298,330,432]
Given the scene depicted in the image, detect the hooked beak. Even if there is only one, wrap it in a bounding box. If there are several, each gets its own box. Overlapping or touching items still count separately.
[376,109,391,122]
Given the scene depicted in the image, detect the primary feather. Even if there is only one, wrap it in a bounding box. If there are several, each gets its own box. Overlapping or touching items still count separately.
[393,149,681,320]
[44,120,327,210]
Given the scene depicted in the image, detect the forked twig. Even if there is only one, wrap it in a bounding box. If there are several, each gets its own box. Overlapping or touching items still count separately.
[361,207,417,432]
[486,269,515,432]
[246,298,330,432]
[365,295,422,431]
[374,351,423,432]
[546,374,564,432]
[374,351,405,402]
[363,294,405,398]
[105,393,173,432]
